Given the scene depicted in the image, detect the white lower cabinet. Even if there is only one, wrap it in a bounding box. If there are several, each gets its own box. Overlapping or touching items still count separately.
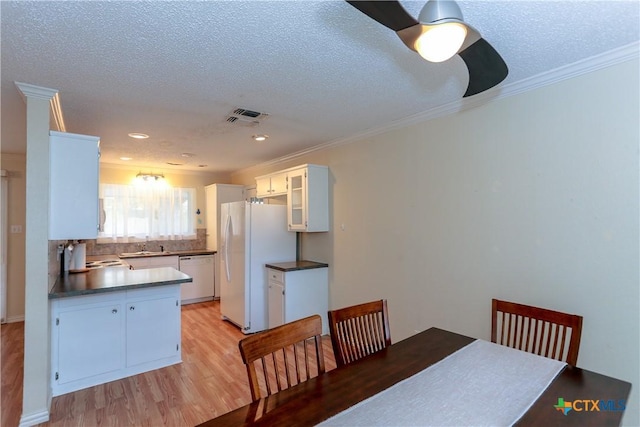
[51,285,181,396]
[268,281,285,329]
[126,289,180,367]
[267,266,329,334]
[57,298,124,385]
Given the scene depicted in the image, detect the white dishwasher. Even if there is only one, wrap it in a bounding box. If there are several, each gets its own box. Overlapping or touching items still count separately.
[178,254,215,305]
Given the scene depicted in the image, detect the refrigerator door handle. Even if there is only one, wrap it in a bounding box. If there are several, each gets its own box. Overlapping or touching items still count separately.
[224,213,232,283]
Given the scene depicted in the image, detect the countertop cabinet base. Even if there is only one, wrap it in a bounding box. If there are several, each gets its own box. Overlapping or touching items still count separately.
[51,285,181,396]
[267,266,329,334]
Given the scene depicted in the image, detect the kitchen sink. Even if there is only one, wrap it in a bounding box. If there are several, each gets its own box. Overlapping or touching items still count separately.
[119,251,171,257]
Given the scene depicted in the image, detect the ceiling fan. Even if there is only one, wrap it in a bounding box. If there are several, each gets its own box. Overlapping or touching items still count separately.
[346,0,508,97]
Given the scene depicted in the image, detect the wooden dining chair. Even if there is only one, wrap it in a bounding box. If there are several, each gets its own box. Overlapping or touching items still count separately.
[491,298,583,366]
[238,314,325,401]
[328,299,391,367]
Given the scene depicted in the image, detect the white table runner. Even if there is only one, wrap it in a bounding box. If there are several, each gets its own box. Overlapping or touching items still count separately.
[318,339,565,427]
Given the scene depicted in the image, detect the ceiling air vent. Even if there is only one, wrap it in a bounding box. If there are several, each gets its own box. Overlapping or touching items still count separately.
[225,107,269,126]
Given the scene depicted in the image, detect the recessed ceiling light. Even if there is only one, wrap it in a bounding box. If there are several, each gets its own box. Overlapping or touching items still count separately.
[252,134,268,142]
[120,157,132,161]
[198,165,208,168]
[181,153,195,158]
[128,133,149,139]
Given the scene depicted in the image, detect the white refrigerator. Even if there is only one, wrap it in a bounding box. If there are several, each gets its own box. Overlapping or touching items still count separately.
[220,201,295,334]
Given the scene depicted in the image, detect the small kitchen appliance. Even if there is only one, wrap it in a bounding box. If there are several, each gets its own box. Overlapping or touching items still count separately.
[64,242,88,273]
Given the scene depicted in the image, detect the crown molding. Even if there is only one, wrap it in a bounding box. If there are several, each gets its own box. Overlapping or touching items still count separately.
[234,41,640,177]
[15,81,58,101]
[498,41,640,99]
[14,82,66,132]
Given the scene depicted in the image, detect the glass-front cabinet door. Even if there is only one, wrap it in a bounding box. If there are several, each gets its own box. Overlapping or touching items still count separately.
[287,168,306,231]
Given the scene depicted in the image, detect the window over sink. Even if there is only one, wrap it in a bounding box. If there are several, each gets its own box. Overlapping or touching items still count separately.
[98,182,196,243]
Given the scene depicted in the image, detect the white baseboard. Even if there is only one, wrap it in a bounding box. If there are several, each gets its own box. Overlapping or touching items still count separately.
[19,409,49,427]
[6,314,25,323]
[181,296,214,305]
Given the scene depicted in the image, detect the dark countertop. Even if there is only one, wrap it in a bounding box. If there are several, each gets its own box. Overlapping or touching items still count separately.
[265,260,329,272]
[118,249,215,259]
[49,267,193,299]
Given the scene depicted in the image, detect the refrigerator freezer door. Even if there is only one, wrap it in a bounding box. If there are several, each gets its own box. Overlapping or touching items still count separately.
[220,201,248,330]
[220,201,295,334]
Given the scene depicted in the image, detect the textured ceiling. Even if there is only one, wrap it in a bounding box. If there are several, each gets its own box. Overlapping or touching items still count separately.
[2,1,638,174]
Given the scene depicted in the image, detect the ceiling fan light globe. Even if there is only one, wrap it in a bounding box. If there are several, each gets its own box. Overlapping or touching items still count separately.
[415,23,467,62]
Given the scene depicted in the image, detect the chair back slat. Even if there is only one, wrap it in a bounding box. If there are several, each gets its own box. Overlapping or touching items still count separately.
[491,299,583,366]
[238,315,325,401]
[328,300,391,367]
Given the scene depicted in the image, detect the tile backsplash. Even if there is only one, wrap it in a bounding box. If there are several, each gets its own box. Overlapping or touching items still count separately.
[49,239,66,288]
[84,229,207,256]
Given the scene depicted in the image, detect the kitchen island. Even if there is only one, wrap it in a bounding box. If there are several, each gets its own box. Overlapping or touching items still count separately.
[49,267,192,396]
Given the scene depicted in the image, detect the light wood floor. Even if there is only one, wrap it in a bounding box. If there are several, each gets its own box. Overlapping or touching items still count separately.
[1,301,337,427]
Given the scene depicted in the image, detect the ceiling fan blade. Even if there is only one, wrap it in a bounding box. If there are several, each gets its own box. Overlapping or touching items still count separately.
[458,38,508,97]
[346,1,418,31]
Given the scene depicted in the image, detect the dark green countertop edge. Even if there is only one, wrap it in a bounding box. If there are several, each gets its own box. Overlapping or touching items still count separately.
[117,249,216,260]
[49,277,192,299]
[265,260,329,272]
[49,268,193,299]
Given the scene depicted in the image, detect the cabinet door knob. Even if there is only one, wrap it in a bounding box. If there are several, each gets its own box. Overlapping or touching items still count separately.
[129,306,135,311]
[112,309,118,314]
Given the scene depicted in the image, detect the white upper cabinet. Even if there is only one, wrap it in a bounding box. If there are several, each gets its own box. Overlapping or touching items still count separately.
[205,183,244,251]
[49,131,100,240]
[255,171,288,198]
[254,163,329,232]
[287,165,329,232]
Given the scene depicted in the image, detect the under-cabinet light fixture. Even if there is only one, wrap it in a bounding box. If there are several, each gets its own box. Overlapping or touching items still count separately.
[136,172,164,181]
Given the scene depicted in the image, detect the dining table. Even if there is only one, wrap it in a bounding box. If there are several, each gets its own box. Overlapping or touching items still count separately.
[197,327,631,426]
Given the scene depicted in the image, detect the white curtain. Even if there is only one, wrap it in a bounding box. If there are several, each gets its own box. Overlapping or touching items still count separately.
[98,181,196,243]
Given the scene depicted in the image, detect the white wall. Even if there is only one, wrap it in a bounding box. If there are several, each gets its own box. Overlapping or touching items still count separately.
[0,154,26,321]
[233,58,639,425]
